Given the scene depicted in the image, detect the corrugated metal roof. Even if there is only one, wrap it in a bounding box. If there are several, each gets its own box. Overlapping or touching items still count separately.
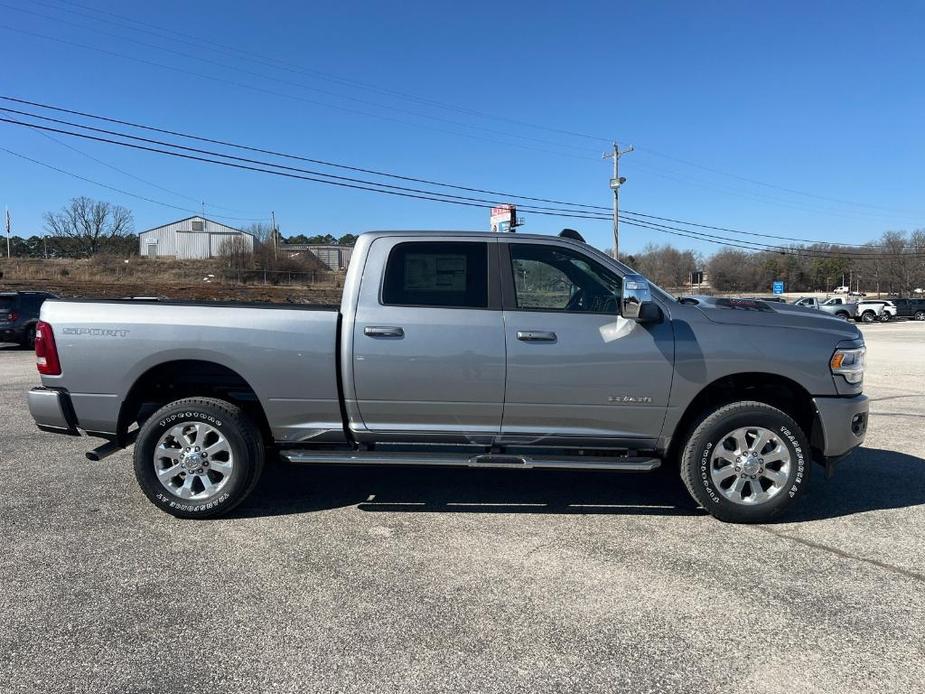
[137,215,255,238]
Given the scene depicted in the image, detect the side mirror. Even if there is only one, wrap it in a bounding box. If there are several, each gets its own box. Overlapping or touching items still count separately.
[621,274,661,322]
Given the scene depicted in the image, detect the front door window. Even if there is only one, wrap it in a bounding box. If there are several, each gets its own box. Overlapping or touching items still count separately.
[509,243,622,315]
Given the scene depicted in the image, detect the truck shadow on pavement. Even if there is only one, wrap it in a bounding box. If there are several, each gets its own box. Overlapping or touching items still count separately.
[233,446,925,521]
[777,446,925,523]
[234,462,704,518]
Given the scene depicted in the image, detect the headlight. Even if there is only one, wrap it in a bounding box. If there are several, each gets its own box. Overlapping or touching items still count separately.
[831,347,865,384]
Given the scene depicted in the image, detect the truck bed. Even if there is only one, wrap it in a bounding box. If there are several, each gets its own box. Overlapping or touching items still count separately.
[39,299,345,442]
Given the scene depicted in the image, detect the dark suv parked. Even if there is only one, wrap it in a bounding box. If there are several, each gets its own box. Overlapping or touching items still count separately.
[0,291,58,347]
[892,298,925,321]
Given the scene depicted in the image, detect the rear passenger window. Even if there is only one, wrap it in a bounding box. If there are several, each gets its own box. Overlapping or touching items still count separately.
[382,242,489,308]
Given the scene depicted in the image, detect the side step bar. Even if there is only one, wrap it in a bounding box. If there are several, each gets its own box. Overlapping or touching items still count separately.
[85,429,139,462]
[280,449,661,471]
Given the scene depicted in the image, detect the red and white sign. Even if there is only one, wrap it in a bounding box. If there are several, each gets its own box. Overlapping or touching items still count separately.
[490,204,516,233]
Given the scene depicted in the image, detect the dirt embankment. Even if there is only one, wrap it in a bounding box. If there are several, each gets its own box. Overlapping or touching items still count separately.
[0,257,344,304]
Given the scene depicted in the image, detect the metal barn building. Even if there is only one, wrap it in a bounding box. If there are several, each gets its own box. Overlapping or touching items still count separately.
[138,216,256,259]
[281,243,353,270]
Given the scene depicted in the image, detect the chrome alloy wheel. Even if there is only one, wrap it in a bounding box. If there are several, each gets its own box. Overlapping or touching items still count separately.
[709,426,791,505]
[153,422,235,500]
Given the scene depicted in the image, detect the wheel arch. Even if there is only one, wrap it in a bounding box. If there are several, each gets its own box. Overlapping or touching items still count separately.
[666,372,820,464]
[117,359,271,446]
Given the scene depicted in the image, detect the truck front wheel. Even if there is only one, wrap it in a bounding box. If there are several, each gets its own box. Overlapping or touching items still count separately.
[679,401,809,523]
[133,397,265,519]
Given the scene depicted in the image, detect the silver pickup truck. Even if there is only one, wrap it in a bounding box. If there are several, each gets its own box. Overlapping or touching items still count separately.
[793,296,884,322]
[27,231,869,523]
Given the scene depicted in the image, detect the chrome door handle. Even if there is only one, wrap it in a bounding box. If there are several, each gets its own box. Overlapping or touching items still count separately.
[516,330,557,342]
[364,326,404,338]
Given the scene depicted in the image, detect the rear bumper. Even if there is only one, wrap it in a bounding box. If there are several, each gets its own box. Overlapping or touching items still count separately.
[27,386,80,436]
[813,394,868,458]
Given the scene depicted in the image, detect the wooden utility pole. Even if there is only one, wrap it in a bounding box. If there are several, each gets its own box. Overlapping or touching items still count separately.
[272,210,278,261]
[603,142,633,258]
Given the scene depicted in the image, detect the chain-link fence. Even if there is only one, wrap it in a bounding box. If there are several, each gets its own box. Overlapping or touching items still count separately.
[214,268,341,287]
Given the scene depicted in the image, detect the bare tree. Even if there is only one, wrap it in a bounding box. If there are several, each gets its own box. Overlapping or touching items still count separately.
[245,222,274,243]
[43,197,134,257]
[707,249,756,291]
[910,229,925,291]
[217,235,254,269]
[630,243,699,288]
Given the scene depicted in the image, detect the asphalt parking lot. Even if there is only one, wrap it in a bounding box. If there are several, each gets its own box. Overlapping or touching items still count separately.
[1,322,923,694]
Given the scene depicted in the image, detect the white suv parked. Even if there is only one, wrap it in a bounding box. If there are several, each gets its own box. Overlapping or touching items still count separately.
[863,300,897,321]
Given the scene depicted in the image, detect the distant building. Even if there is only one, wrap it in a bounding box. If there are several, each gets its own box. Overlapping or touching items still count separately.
[281,244,353,271]
[138,216,255,259]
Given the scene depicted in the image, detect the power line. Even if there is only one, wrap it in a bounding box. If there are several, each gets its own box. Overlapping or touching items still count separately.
[0,145,269,222]
[635,145,923,216]
[1,108,606,214]
[0,23,596,163]
[17,2,920,220]
[0,97,604,209]
[30,0,923,218]
[0,2,602,156]
[3,115,921,260]
[34,131,266,219]
[620,210,877,248]
[628,158,921,226]
[39,0,611,145]
[0,116,543,210]
[2,96,915,251]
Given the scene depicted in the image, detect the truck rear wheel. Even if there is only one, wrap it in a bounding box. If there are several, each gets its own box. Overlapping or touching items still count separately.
[679,401,809,523]
[133,397,264,519]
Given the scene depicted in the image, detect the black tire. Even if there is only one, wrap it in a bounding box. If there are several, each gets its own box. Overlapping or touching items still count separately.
[915,311,925,321]
[835,311,851,321]
[20,324,36,349]
[860,310,876,323]
[679,401,810,523]
[133,397,264,518]
[879,312,891,322]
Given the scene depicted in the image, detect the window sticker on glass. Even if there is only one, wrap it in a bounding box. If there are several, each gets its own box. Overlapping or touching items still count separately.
[404,254,467,292]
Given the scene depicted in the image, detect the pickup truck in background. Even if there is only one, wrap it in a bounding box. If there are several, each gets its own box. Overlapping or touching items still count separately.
[890,298,925,321]
[793,296,884,322]
[27,231,869,523]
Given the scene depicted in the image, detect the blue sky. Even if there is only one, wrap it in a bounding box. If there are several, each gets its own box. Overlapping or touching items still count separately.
[0,0,923,255]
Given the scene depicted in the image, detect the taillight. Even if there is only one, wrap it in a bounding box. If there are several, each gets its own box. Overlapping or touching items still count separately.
[35,321,61,376]
[8,311,18,322]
